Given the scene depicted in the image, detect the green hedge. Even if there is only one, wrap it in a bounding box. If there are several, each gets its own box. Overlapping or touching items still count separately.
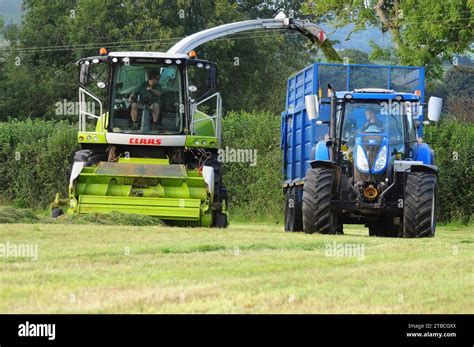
[0,119,78,207]
[424,120,474,223]
[0,117,471,224]
[221,111,284,222]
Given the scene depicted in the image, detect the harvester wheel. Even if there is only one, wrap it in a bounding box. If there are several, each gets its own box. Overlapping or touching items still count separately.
[73,149,106,166]
[51,208,64,218]
[214,212,228,228]
[284,187,303,232]
[403,172,437,238]
[302,168,338,234]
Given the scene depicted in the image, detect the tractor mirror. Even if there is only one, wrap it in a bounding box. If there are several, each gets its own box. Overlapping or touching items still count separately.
[79,62,90,86]
[427,96,442,122]
[305,95,320,120]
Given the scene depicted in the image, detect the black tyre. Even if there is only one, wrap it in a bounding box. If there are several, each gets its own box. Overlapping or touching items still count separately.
[284,187,303,232]
[403,172,437,238]
[51,208,64,218]
[206,156,229,229]
[302,168,338,234]
[73,149,107,166]
[368,217,400,237]
[214,212,228,228]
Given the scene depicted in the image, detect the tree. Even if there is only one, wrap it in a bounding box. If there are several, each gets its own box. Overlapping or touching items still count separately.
[0,0,339,121]
[303,0,474,79]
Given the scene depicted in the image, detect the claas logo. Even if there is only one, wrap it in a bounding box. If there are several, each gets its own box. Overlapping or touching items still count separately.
[129,138,162,145]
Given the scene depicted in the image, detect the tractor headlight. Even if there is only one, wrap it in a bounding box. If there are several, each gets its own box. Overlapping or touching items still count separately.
[373,145,388,172]
[356,145,369,172]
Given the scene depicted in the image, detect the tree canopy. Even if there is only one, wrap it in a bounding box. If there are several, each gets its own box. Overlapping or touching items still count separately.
[0,0,335,121]
[303,0,474,78]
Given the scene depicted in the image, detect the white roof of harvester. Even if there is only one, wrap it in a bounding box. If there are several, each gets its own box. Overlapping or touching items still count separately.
[109,51,189,59]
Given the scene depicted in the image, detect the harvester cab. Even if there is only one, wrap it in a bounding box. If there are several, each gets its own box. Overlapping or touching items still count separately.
[67,51,225,227]
[52,13,327,227]
[282,64,443,237]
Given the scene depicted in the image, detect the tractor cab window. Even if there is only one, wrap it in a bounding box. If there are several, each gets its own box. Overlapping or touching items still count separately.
[110,61,184,134]
[340,102,406,153]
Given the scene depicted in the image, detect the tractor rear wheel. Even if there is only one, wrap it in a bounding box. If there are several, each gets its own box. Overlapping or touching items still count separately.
[403,172,437,238]
[284,186,303,232]
[302,168,338,234]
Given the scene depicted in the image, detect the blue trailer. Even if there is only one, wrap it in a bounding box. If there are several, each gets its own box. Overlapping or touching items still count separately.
[281,63,442,237]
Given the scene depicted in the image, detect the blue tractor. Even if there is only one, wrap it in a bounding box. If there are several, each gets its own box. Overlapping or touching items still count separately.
[281,63,442,237]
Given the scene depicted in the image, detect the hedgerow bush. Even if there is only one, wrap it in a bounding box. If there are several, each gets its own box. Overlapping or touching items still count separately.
[221,111,284,222]
[424,120,474,223]
[0,119,78,207]
[0,117,471,224]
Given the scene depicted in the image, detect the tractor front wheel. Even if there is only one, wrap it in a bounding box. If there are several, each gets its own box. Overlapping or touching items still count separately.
[403,172,437,238]
[302,168,338,234]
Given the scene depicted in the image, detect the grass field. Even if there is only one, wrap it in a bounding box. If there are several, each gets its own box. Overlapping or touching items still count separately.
[0,222,473,313]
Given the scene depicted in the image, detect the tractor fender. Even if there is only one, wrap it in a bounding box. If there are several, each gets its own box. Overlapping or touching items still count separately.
[415,143,433,165]
[410,163,438,175]
[311,140,329,161]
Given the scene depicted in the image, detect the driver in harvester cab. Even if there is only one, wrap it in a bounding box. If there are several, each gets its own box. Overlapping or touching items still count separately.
[362,110,384,132]
[129,70,162,130]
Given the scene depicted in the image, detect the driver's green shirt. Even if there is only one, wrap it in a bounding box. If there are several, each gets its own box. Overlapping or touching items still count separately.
[133,81,162,103]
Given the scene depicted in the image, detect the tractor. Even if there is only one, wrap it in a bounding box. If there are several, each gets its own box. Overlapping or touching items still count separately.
[51,14,327,227]
[282,63,442,237]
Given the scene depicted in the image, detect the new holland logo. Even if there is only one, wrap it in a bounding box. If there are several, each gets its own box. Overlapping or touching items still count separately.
[128,138,162,145]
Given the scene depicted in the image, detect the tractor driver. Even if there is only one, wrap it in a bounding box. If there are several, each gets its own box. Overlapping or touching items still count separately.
[362,110,383,132]
[130,70,162,131]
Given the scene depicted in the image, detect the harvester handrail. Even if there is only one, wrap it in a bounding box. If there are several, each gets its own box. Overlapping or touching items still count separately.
[191,92,222,144]
[79,87,104,132]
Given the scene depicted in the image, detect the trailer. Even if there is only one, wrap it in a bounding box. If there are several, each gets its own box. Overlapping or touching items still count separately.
[281,63,442,237]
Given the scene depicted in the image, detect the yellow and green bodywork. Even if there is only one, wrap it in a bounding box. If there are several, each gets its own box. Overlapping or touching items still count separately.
[67,112,223,226]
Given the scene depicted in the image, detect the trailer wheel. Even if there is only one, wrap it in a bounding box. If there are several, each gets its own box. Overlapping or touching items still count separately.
[302,168,338,234]
[403,172,437,238]
[284,187,303,232]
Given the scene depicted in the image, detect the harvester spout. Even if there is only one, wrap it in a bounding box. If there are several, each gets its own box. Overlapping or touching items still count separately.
[167,12,326,55]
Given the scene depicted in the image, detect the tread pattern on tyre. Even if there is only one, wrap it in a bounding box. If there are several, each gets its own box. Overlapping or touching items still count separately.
[302,168,335,234]
[403,172,437,238]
